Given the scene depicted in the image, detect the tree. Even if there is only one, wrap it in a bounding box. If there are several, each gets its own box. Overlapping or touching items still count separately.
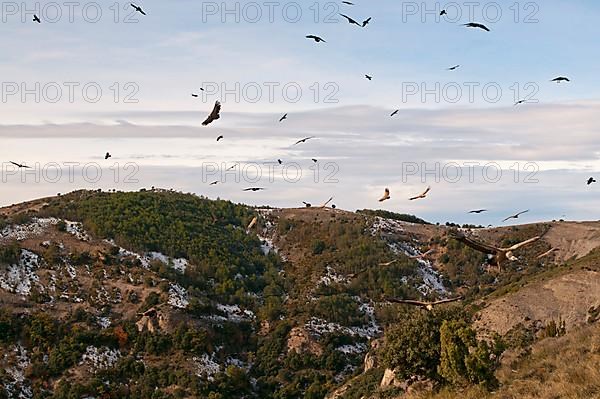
[438,319,500,389]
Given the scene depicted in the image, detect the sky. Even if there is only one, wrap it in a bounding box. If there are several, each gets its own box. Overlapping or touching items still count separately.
[1,0,600,225]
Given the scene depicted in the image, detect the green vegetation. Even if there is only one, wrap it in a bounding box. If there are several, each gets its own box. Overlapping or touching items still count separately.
[357,209,430,225]
[381,308,502,390]
[0,190,582,398]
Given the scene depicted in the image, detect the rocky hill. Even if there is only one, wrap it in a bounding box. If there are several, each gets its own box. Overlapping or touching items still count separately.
[0,190,598,399]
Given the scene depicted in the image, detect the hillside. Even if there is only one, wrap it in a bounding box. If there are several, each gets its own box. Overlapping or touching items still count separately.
[0,190,599,398]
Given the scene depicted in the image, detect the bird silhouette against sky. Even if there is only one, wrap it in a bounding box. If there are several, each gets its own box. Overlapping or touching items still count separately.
[33,15,41,23]
[587,177,596,185]
[362,17,371,27]
[9,161,31,169]
[390,110,399,117]
[378,188,390,202]
[243,187,266,192]
[202,101,221,126]
[463,22,490,31]
[306,35,326,43]
[551,76,570,83]
[339,14,361,26]
[502,210,529,222]
[294,136,315,145]
[469,209,487,214]
[279,113,287,122]
[409,186,431,201]
[448,65,460,71]
[130,3,146,15]
[104,152,111,160]
[216,135,224,142]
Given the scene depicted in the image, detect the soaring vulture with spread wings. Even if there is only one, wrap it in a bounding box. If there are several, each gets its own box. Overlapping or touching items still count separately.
[202,101,221,126]
[449,231,540,268]
[386,296,463,311]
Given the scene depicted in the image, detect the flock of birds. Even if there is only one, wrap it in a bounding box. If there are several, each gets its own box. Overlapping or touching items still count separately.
[16,3,590,310]
[22,3,592,212]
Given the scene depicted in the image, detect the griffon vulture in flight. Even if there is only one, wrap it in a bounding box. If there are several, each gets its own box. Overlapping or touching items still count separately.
[463,22,490,31]
[386,296,463,311]
[450,231,540,267]
[306,35,326,43]
[378,188,391,202]
[9,161,32,169]
[202,101,221,126]
[130,3,146,15]
[409,186,431,201]
[294,136,315,145]
[502,210,529,222]
[339,14,361,26]
[246,216,258,230]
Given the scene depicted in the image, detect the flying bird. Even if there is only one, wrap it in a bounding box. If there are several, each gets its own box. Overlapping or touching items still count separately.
[243,187,265,192]
[226,164,238,171]
[320,197,334,208]
[450,231,540,268]
[209,181,219,185]
[202,101,221,126]
[191,94,199,98]
[9,161,31,169]
[502,210,529,222]
[463,22,490,31]
[379,260,398,267]
[408,249,436,260]
[294,136,315,145]
[551,77,570,83]
[33,14,41,23]
[447,65,460,71]
[277,159,283,165]
[514,99,528,106]
[440,9,447,16]
[302,201,312,208]
[365,75,373,81]
[409,186,431,201]
[342,1,354,4]
[104,152,112,160]
[469,209,487,214]
[130,3,146,15]
[312,158,318,163]
[306,35,326,43]
[378,188,391,202]
[362,17,371,27]
[246,216,258,230]
[537,247,558,260]
[390,110,399,117]
[279,113,288,122]
[386,297,463,311]
[587,177,596,185]
[339,14,361,26]
[216,135,224,141]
